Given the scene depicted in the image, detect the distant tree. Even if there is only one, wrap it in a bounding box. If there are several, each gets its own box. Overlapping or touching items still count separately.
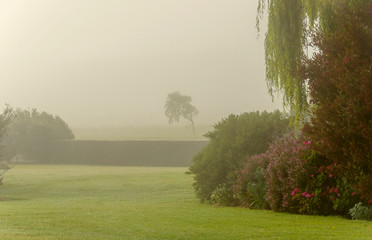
[0,105,14,148]
[164,92,198,135]
[0,105,15,183]
[3,108,74,162]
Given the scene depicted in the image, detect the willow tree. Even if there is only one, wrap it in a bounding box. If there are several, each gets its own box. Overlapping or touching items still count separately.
[256,0,369,124]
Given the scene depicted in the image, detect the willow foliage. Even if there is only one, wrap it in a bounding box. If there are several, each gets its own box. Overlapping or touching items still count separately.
[256,0,369,124]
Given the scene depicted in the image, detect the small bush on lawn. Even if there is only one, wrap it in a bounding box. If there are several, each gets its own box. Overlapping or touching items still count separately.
[233,153,269,209]
[349,202,372,221]
[210,181,238,206]
[187,110,289,204]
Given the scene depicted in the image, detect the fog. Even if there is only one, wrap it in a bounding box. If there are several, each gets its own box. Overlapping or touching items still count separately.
[0,0,282,129]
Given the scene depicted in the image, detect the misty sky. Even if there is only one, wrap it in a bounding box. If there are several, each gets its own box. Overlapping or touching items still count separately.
[0,0,282,127]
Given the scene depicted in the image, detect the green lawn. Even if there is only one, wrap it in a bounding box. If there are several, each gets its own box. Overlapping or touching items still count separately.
[0,165,371,240]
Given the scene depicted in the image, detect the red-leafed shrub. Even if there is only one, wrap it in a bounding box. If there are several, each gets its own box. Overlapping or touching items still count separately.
[301,2,372,203]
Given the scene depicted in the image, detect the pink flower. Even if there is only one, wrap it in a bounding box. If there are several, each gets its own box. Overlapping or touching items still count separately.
[307,141,311,144]
[291,191,295,196]
[294,188,300,193]
[329,188,334,193]
[329,174,333,178]
[334,162,338,167]
[311,193,314,196]
[305,194,311,198]
[302,192,307,196]
[311,174,314,178]
[334,188,338,194]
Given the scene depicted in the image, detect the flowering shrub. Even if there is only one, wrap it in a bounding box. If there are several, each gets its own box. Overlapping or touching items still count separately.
[233,153,269,209]
[265,132,361,215]
[265,133,315,213]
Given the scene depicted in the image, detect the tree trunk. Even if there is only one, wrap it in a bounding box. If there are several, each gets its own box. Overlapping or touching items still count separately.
[190,117,195,136]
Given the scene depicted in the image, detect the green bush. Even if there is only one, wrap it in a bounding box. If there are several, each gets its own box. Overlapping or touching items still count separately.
[210,181,238,206]
[3,108,74,162]
[233,153,269,209]
[349,202,372,221]
[187,110,289,203]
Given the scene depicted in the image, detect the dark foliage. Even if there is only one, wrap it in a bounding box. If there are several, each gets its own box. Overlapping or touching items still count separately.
[187,110,289,203]
[301,2,372,203]
[3,108,74,162]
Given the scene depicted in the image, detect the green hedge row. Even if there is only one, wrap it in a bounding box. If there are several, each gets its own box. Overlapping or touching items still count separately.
[37,140,208,167]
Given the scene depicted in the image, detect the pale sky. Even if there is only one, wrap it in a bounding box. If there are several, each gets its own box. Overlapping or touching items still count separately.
[0,0,282,127]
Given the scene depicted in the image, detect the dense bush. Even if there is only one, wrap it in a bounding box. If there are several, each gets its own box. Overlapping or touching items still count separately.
[3,108,74,162]
[233,153,269,209]
[265,133,315,213]
[349,202,372,221]
[210,181,238,206]
[301,2,372,203]
[187,110,289,203]
[263,132,360,215]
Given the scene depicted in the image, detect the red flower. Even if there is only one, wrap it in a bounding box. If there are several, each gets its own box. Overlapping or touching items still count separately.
[329,174,333,178]
[352,192,356,196]
[334,188,338,193]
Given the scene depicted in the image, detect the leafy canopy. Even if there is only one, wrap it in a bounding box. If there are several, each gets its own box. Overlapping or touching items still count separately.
[3,108,74,162]
[164,92,198,135]
[257,0,370,123]
[301,1,372,201]
[164,92,198,124]
[188,111,289,203]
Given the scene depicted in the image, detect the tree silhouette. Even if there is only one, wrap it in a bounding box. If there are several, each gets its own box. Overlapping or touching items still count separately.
[164,92,198,135]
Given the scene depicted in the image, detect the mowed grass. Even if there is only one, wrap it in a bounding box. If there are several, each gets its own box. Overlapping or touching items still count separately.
[0,165,371,240]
